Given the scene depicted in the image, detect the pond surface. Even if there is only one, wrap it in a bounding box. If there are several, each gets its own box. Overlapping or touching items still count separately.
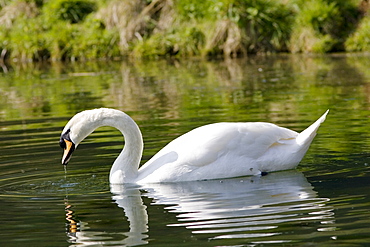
[1,54,370,246]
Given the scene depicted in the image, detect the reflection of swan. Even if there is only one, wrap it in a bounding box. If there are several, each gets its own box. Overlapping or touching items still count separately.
[111,171,335,242]
[59,108,328,183]
[65,186,149,247]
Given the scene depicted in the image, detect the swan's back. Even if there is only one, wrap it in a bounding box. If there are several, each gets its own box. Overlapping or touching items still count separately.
[136,110,328,183]
[137,122,300,183]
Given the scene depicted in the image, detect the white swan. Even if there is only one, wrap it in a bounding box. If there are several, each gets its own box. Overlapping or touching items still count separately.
[60,108,328,184]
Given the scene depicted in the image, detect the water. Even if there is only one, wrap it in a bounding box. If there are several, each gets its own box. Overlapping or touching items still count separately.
[1,55,370,246]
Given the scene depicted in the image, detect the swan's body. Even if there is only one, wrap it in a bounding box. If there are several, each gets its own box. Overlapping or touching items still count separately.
[60,108,328,184]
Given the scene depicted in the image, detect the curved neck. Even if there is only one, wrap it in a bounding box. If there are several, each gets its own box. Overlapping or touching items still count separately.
[98,110,143,183]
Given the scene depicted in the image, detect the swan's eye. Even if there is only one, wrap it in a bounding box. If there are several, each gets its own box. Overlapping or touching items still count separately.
[60,129,72,149]
[59,138,66,149]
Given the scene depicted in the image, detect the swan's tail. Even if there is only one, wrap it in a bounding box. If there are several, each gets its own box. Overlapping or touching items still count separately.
[296,110,329,147]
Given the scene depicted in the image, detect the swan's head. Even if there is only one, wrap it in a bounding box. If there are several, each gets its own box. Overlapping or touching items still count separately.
[59,128,75,165]
[60,109,104,165]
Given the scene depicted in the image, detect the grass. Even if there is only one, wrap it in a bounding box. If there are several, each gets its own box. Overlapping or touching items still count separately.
[0,0,367,61]
[289,0,360,53]
[345,15,370,52]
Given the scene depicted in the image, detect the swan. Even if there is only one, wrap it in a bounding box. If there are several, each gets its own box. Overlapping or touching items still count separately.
[59,108,328,184]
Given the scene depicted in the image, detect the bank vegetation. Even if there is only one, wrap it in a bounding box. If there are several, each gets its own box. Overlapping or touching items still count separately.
[0,0,369,61]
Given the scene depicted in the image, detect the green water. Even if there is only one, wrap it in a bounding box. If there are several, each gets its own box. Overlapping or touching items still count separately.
[1,55,370,246]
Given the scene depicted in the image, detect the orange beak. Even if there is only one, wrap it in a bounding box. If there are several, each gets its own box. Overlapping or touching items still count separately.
[62,139,75,165]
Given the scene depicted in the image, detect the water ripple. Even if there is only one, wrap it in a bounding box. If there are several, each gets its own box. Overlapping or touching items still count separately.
[111,170,336,244]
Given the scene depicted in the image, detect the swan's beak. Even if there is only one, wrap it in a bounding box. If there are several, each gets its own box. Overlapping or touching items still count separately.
[62,139,75,165]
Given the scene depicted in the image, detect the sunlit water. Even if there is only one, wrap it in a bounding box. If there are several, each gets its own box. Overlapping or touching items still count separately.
[1,55,370,246]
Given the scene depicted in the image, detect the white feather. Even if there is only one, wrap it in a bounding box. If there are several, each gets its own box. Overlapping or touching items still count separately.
[60,108,328,184]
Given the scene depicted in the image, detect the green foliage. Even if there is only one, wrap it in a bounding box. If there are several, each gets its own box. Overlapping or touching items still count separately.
[345,15,370,52]
[237,0,293,52]
[175,0,225,21]
[133,26,205,58]
[174,0,293,57]
[43,20,74,60]
[0,0,40,60]
[0,0,119,61]
[43,0,96,23]
[0,0,366,61]
[7,16,49,61]
[289,0,359,53]
[69,17,121,59]
[43,17,120,60]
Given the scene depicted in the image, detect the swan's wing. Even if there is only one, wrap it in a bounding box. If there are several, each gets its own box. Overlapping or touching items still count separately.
[176,122,298,166]
[137,122,298,181]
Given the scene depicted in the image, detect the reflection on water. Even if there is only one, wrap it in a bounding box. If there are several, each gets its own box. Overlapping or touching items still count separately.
[62,171,335,246]
[109,171,335,246]
[2,54,370,123]
[65,199,80,238]
[65,190,149,246]
[1,54,370,246]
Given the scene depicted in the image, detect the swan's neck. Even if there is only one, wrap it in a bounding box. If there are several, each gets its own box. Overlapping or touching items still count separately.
[98,111,143,183]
